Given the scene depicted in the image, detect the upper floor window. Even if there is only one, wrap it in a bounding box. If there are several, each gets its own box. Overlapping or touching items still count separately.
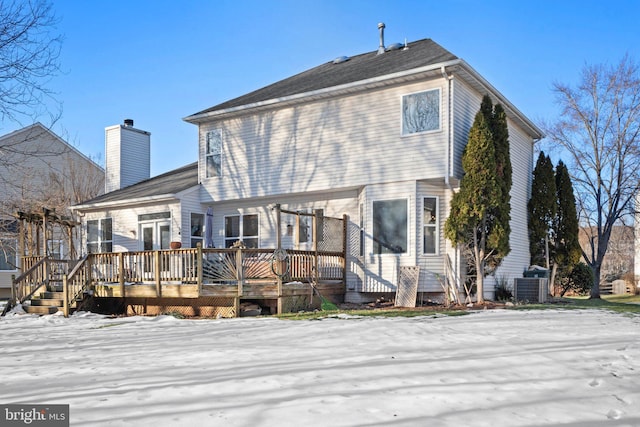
[224,214,259,248]
[402,89,440,135]
[87,218,113,253]
[372,199,407,255]
[423,197,438,255]
[0,239,17,271]
[206,129,222,177]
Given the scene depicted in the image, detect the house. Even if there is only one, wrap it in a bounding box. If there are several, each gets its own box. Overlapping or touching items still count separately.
[0,123,104,298]
[72,29,542,306]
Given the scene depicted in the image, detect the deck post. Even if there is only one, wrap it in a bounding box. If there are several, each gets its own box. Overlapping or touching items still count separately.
[197,243,203,296]
[155,251,161,297]
[313,212,319,286]
[10,274,15,303]
[62,275,69,318]
[342,214,348,287]
[235,247,243,317]
[118,252,125,298]
[275,204,282,250]
[236,247,243,298]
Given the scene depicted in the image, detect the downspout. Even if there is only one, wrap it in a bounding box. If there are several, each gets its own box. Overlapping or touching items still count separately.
[441,65,460,294]
[441,65,454,189]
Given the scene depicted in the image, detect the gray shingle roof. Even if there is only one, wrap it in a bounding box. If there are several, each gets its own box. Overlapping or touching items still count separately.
[77,161,198,206]
[189,38,457,117]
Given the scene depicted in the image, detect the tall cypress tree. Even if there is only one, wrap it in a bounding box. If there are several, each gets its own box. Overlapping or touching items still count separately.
[554,160,581,272]
[528,152,557,267]
[445,111,501,303]
[480,95,512,270]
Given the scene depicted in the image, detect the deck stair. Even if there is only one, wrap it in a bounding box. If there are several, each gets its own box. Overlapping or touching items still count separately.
[24,282,64,315]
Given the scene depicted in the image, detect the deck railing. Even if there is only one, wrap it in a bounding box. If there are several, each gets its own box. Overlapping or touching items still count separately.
[13,247,345,317]
[86,247,344,285]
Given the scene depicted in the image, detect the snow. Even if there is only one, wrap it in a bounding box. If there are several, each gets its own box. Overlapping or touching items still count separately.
[1,309,639,426]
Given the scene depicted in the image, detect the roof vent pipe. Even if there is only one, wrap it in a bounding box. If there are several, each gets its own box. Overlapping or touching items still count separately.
[124,119,134,127]
[377,22,385,55]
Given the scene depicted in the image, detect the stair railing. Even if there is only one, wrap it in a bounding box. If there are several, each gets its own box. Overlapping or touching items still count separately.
[62,255,90,317]
[12,257,50,305]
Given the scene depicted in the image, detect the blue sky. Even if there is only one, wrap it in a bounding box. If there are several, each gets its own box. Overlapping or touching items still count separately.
[2,0,639,175]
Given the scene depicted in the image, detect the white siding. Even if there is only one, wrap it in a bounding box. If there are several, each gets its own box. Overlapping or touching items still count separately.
[105,125,150,193]
[181,188,204,248]
[199,79,450,201]
[490,121,534,294]
[452,78,483,179]
[81,201,181,253]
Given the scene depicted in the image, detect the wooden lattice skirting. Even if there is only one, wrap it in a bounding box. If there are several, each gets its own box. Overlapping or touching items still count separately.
[124,297,237,318]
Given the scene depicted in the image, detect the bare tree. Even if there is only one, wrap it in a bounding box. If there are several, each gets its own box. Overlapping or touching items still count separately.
[541,56,640,298]
[0,0,62,125]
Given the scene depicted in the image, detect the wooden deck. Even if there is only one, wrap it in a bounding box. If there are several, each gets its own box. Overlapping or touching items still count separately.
[13,247,346,317]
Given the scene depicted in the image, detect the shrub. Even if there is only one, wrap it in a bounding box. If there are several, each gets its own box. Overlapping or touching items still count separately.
[566,263,594,296]
[494,276,513,301]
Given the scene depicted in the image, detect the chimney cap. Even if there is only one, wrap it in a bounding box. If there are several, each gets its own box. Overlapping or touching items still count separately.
[124,119,134,127]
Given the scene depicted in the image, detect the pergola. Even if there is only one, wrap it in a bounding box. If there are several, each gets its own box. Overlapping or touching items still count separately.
[14,208,80,267]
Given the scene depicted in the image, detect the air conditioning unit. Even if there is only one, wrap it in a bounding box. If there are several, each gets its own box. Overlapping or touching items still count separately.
[513,278,548,303]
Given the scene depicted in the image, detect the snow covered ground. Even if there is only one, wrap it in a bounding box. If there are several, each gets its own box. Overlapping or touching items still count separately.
[1,308,639,426]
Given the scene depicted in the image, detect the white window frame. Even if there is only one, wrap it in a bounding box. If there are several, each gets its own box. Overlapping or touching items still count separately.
[205,129,222,178]
[422,196,439,255]
[224,214,259,248]
[401,88,441,136]
[371,198,409,255]
[0,238,17,271]
[87,218,113,254]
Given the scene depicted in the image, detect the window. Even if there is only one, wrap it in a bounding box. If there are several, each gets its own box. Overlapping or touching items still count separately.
[138,212,170,221]
[402,89,440,135]
[224,214,258,248]
[190,213,204,248]
[87,218,113,253]
[0,239,17,271]
[206,129,222,178]
[423,197,438,254]
[372,199,407,254]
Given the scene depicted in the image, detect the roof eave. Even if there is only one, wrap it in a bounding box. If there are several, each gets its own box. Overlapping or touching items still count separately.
[71,194,179,211]
[454,61,544,140]
[183,59,463,123]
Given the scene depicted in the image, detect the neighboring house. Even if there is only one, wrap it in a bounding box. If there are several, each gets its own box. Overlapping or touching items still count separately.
[581,225,634,284]
[73,33,542,303]
[0,123,105,298]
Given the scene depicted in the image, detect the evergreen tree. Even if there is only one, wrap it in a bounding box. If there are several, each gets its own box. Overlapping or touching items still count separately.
[480,96,512,269]
[554,160,581,278]
[445,111,502,303]
[528,152,557,267]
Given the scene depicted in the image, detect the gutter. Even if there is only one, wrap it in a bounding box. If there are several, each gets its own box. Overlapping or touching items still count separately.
[71,194,179,211]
